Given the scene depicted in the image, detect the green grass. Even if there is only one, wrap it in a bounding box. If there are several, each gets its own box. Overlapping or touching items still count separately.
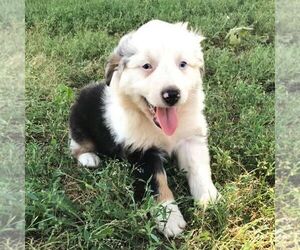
[25,0,275,249]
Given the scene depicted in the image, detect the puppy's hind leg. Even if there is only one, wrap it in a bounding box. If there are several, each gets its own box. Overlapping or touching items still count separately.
[70,138,100,168]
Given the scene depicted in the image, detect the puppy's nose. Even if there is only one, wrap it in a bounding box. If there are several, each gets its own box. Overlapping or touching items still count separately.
[161,88,181,106]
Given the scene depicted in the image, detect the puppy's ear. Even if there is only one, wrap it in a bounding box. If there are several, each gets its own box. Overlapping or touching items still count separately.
[175,22,205,78]
[197,34,206,44]
[198,34,205,78]
[200,65,205,78]
[105,32,136,86]
[175,21,189,30]
[105,52,121,86]
[175,22,206,43]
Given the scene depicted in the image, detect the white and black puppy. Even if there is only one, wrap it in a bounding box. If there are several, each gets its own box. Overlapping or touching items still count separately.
[69,20,219,237]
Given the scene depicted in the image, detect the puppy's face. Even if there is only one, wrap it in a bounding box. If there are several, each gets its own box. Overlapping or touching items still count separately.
[106,20,205,136]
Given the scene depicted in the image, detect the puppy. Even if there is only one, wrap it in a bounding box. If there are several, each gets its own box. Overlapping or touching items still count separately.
[69,20,219,237]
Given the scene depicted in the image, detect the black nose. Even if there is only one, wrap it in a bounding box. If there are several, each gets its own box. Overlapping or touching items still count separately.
[161,88,181,106]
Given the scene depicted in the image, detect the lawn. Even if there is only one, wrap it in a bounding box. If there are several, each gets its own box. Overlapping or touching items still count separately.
[25,0,275,249]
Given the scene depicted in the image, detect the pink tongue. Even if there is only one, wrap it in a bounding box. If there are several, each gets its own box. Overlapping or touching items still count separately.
[156,107,178,136]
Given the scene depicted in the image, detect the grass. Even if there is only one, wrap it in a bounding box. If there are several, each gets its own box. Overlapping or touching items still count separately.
[25,0,275,249]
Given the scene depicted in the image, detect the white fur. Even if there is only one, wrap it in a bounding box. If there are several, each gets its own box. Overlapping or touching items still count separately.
[104,84,208,153]
[78,153,100,167]
[156,200,187,237]
[73,20,219,237]
[70,138,81,156]
[103,20,219,234]
[176,136,219,207]
[104,20,207,153]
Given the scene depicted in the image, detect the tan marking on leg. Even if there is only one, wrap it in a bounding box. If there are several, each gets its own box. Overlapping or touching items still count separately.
[155,172,174,202]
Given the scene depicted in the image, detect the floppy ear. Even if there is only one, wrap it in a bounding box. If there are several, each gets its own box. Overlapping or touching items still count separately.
[175,21,189,30]
[191,29,206,78]
[200,65,205,78]
[198,35,205,78]
[105,52,121,86]
[105,32,136,86]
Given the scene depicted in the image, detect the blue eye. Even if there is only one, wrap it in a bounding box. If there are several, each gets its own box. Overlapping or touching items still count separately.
[179,61,187,69]
[142,63,152,70]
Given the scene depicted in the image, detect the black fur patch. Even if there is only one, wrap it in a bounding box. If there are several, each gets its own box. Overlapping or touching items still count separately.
[69,82,168,200]
[127,148,167,200]
[69,82,123,157]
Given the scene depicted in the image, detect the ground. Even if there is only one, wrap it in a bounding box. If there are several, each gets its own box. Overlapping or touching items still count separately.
[25,0,275,249]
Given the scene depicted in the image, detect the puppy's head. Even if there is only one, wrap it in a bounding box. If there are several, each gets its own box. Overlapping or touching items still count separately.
[105,20,205,136]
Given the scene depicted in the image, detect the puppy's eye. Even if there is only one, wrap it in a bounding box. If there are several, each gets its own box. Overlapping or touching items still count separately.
[142,63,152,70]
[179,61,187,69]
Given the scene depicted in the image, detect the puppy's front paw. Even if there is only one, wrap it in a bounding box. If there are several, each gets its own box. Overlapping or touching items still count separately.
[156,201,186,238]
[78,153,100,167]
[195,184,220,208]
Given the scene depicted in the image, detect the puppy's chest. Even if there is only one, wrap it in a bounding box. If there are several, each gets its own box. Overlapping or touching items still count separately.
[106,107,171,151]
[105,103,206,153]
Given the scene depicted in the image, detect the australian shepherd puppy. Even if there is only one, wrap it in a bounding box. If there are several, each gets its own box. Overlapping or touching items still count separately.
[69,20,219,237]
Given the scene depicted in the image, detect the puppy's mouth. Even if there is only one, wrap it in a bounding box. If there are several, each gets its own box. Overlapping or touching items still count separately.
[142,97,178,136]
